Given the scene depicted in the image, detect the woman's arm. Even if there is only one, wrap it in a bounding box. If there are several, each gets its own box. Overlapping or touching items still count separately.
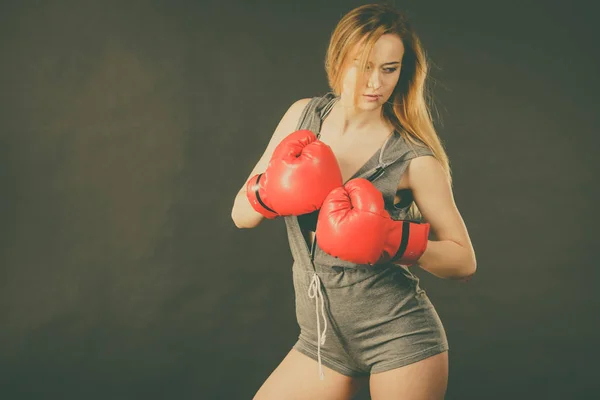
[399,155,477,281]
[231,98,311,229]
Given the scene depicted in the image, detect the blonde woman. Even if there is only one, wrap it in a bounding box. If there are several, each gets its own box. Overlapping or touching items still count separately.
[231,4,476,399]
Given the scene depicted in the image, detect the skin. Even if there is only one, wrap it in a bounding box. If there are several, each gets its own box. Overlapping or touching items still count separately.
[315,34,404,184]
[235,33,476,400]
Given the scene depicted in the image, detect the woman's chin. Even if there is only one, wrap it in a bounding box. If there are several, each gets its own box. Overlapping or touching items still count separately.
[358,99,382,110]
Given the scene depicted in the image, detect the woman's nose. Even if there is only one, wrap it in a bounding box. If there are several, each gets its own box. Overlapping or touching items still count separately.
[368,71,381,89]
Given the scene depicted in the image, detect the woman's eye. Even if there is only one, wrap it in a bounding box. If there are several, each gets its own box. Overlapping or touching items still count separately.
[384,68,398,74]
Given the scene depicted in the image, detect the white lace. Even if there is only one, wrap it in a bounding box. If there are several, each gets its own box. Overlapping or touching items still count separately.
[307,272,328,380]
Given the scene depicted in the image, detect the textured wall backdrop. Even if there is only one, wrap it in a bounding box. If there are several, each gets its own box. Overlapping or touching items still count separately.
[0,0,597,398]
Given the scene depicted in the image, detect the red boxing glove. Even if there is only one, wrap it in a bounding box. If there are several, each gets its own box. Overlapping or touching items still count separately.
[246,130,343,219]
[316,178,430,265]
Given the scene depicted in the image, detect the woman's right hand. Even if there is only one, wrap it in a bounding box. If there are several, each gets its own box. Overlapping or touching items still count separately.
[246,129,342,219]
[231,98,311,229]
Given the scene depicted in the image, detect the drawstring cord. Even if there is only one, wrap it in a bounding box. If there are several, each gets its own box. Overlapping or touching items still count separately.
[308,236,327,380]
[308,272,328,380]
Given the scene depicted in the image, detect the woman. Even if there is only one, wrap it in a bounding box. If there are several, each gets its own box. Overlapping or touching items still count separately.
[231,4,476,399]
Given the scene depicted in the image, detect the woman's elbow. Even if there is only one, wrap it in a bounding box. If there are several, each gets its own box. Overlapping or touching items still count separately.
[458,258,477,283]
[231,189,263,229]
[232,216,258,229]
[231,208,262,229]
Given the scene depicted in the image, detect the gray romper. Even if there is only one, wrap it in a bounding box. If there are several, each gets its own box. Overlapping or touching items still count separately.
[284,93,449,379]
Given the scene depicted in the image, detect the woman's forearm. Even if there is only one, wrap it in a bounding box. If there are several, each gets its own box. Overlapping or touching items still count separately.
[407,240,477,281]
[231,187,264,229]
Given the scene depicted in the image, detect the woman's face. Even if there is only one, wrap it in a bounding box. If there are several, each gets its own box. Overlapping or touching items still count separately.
[340,33,405,111]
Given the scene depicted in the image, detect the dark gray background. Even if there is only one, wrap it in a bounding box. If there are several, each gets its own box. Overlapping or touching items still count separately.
[0,0,598,399]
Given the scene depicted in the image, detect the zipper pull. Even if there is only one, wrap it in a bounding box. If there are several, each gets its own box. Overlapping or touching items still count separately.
[367,166,385,182]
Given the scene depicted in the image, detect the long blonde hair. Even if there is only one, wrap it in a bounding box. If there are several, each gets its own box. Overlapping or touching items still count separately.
[325,4,452,207]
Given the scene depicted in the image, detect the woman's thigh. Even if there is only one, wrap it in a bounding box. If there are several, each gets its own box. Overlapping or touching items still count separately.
[253,348,368,400]
[369,351,449,400]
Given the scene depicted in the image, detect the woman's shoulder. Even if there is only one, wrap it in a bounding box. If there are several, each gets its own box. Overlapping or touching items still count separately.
[278,97,312,125]
[292,92,337,111]
[281,93,337,126]
[393,130,434,159]
[289,97,312,115]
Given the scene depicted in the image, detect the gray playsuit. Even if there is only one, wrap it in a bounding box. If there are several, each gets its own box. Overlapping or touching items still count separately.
[284,92,449,379]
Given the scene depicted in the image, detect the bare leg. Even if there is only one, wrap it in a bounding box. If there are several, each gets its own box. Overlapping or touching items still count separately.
[369,351,449,400]
[253,348,368,400]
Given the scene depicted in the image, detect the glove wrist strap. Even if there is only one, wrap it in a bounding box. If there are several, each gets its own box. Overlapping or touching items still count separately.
[390,221,430,265]
[245,174,278,219]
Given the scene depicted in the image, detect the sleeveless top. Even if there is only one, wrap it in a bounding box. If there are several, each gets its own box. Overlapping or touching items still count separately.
[283,92,434,270]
